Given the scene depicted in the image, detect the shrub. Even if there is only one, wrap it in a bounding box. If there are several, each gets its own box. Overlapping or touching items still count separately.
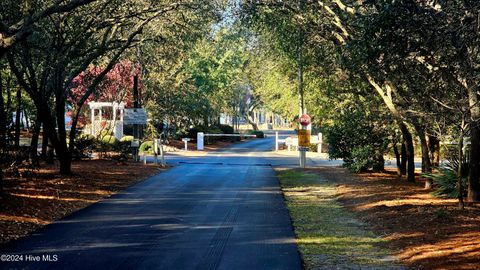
[101,135,118,145]
[188,125,226,144]
[98,129,114,138]
[204,126,221,134]
[307,143,318,152]
[120,135,134,143]
[217,124,234,134]
[175,128,189,140]
[205,126,223,144]
[346,145,377,173]
[188,126,205,140]
[139,141,153,153]
[94,135,119,158]
[112,141,131,162]
[72,134,95,160]
[324,103,390,172]
[248,130,265,138]
[423,150,469,199]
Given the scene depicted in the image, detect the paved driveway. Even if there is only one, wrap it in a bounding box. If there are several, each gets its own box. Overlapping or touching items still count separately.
[1,133,301,270]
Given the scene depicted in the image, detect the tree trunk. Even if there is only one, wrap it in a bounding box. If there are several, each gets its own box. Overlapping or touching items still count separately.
[5,76,12,123]
[413,122,432,188]
[468,124,480,201]
[14,87,21,149]
[467,84,480,201]
[0,166,3,195]
[0,72,6,150]
[24,111,29,130]
[457,123,465,210]
[32,99,57,165]
[399,123,415,183]
[419,135,432,173]
[365,76,413,179]
[373,152,384,172]
[41,124,48,160]
[30,119,41,166]
[246,112,259,131]
[54,82,72,175]
[428,135,440,167]
[393,143,401,176]
[46,138,54,164]
[421,133,433,189]
[0,73,4,195]
[400,140,407,175]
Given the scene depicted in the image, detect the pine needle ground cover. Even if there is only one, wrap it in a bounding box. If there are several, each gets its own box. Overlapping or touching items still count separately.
[0,160,164,245]
[276,168,404,270]
[278,166,480,270]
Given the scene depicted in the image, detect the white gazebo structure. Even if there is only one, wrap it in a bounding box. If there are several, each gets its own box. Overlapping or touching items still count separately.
[88,102,125,139]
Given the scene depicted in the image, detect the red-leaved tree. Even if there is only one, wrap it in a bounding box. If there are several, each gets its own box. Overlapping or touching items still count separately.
[68,61,142,127]
[69,61,142,108]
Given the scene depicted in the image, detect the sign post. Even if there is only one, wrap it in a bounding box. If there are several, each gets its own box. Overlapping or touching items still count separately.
[298,114,311,168]
[131,139,140,162]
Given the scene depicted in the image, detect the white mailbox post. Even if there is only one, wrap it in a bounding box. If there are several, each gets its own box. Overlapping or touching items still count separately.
[182,138,191,151]
[197,132,204,150]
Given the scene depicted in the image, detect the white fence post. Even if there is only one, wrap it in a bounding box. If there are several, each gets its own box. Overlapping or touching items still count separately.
[317,133,322,153]
[275,132,279,151]
[197,132,204,150]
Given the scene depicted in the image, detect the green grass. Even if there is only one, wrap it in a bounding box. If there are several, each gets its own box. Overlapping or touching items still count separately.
[277,169,401,269]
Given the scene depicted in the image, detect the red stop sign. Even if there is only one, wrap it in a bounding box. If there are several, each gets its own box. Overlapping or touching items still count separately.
[299,114,311,126]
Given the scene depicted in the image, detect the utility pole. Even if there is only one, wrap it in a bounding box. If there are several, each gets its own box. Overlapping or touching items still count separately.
[298,0,307,168]
[298,0,305,116]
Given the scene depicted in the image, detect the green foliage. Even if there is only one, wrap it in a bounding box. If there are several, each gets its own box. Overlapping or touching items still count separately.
[187,125,226,141]
[423,146,469,198]
[72,134,95,160]
[144,122,159,140]
[146,26,249,132]
[324,99,390,173]
[248,130,264,138]
[424,168,467,199]
[348,146,378,173]
[204,126,223,144]
[187,126,203,140]
[120,136,134,143]
[111,141,131,162]
[97,129,114,138]
[206,126,223,134]
[100,135,118,145]
[217,124,234,134]
[139,141,153,153]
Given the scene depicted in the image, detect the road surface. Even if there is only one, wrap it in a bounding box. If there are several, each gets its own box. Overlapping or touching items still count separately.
[1,132,302,270]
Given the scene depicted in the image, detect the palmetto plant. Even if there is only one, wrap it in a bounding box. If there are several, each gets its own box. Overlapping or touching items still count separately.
[424,145,469,198]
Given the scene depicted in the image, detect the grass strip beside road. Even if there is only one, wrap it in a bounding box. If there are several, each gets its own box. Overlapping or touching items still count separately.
[276,168,404,270]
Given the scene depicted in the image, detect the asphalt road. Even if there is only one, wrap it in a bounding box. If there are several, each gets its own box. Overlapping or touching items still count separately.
[1,132,302,270]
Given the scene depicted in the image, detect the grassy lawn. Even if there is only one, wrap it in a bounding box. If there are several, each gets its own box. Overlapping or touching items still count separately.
[276,168,403,269]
